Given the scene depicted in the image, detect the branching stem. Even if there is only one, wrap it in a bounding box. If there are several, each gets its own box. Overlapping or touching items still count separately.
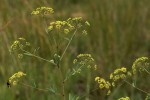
[60,29,78,60]
[124,80,150,94]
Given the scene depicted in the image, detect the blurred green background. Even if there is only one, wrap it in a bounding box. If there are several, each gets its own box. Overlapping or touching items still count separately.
[1,0,150,100]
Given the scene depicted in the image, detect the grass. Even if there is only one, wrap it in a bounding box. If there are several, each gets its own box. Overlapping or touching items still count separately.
[0,0,150,100]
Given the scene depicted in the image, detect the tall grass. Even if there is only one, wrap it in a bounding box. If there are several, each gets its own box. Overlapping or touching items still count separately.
[1,0,150,99]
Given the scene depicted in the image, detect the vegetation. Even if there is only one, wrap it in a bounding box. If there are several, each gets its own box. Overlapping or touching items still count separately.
[1,0,150,100]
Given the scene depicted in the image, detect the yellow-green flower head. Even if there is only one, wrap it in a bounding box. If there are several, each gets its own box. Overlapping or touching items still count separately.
[48,20,68,31]
[121,67,127,73]
[110,73,113,79]
[47,17,89,35]
[31,7,54,16]
[114,75,120,81]
[72,54,97,75]
[95,77,111,95]
[72,17,82,22]
[95,77,100,81]
[118,96,130,100]
[107,90,111,95]
[112,82,115,87]
[10,40,20,51]
[127,72,132,77]
[120,74,126,79]
[48,26,53,31]
[100,84,104,89]
[95,77,111,89]
[10,37,30,54]
[8,71,26,87]
[64,29,70,34]
[109,67,130,85]
[132,57,149,75]
[73,59,77,64]
[74,54,97,70]
[18,54,23,59]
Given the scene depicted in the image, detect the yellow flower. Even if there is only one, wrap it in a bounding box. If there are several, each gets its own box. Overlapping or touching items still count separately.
[132,57,149,75]
[56,25,61,30]
[48,26,53,31]
[95,76,111,91]
[95,77,100,81]
[120,74,126,79]
[110,73,113,79]
[31,7,54,16]
[118,96,130,100]
[127,72,132,76]
[112,82,115,87]
[64,29,70,34]
[121,67,127,73]
[107,90,111,95]
[8,71,26,87]
[99,84,104,89]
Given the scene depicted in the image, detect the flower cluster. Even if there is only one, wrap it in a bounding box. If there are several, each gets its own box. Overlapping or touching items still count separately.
[10,38,30,51]
[95,67,132,96]
[73,54,97,74]
[132,57,149,74]
[31,7,54,16]
[95,77,111,95]
[118,97,130,100]
[109,67,131,87]
[48,17,90,35]
[8,71,26,87]
[95,57,150,96]
[10,37,30,59]
[118,96,130,100]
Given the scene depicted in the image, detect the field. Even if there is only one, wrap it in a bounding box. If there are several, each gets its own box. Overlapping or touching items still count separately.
[0,0,150,100]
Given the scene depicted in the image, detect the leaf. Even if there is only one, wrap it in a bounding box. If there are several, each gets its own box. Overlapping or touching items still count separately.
[132,80,136,87]
[69,93,79,100]
[46,84,60,96]
[65,69,74,81]
[64,37,70,41]
[24,52,32,56]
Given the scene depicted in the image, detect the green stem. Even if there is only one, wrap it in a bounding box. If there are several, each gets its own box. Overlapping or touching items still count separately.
[21,49,56,66]
[124,80,150,94]
[143,67,150,75]
[19,82,61,96]
[60,29,78,61]
[57,64,65,100]
[107,82,124,100]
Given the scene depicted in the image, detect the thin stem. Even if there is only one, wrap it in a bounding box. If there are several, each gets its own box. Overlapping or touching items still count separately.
[21,49,56,66]
[143,67,150,75]
[43,17,55,55]
[124,80,150,94]
[60,29,78,60]
[20,82,50,92]
[57,64,65,100]
[62,80,65,100]
[86,69,91,99]
[107,82,124,100]
[19,82,61,96]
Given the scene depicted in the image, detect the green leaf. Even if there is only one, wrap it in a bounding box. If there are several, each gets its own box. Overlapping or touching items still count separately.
[24,52,32,56]
[69,93,79,100]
